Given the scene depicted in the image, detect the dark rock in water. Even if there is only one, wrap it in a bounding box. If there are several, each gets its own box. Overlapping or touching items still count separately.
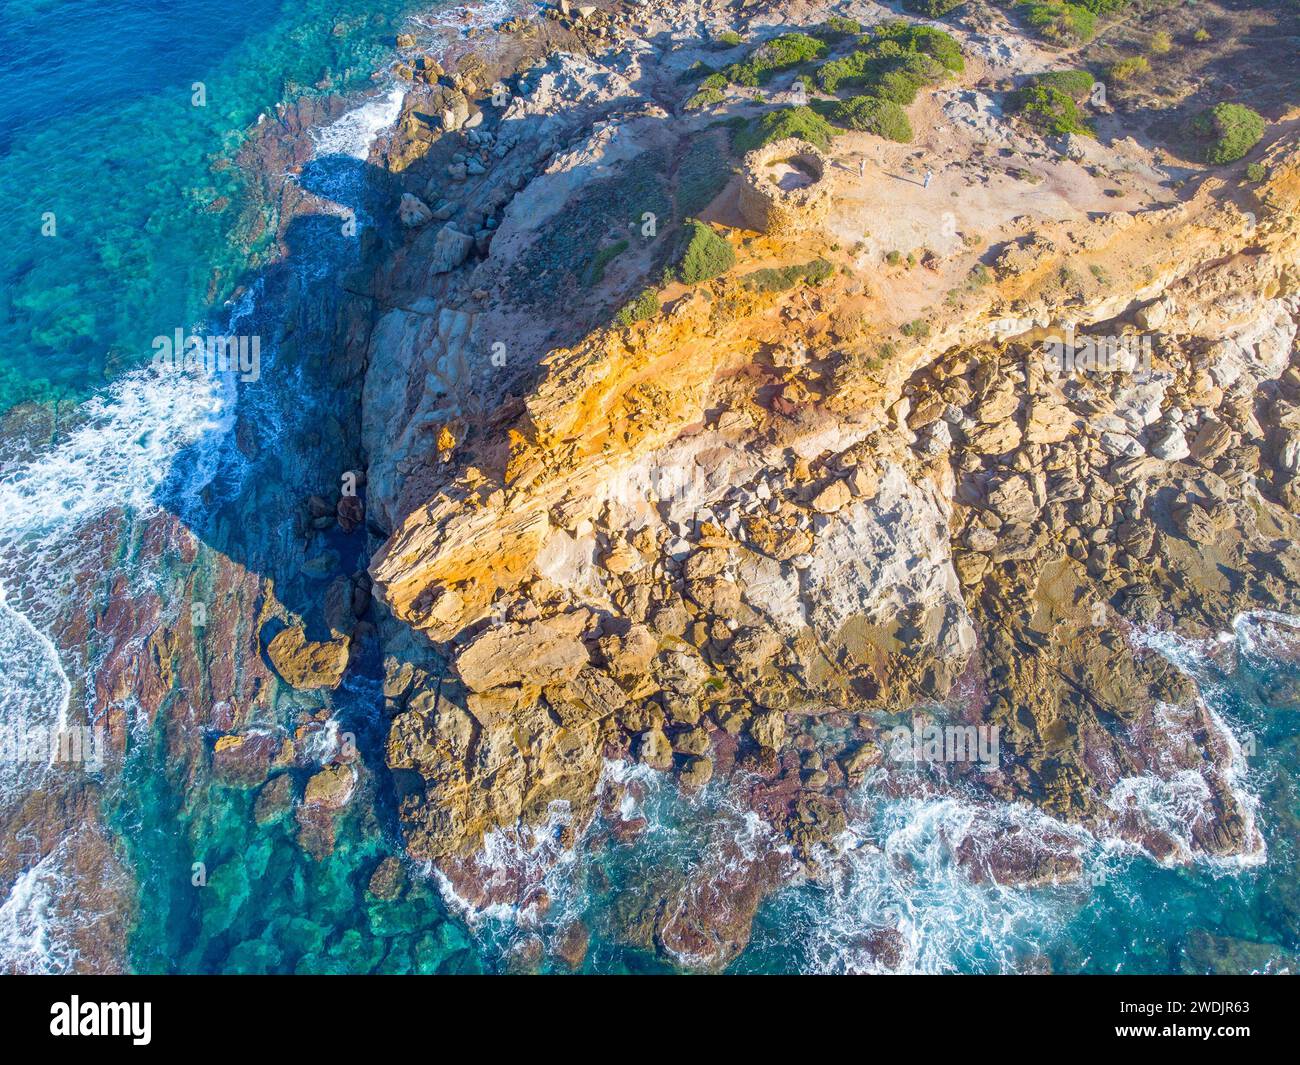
[503,934,544,974]
[337,494,365,532]
[1181,929,1298,975]
[212,732,280,788]
[611,836,791,971]
[957,822,1085,887]
[851,927,907,972]
[254,773,295,825]
[552,920,590,971]
[366,855,407,901]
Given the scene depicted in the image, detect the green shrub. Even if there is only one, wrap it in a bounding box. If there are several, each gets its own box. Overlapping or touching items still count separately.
[830,96,913,141]
[874,21,965,72]
[743,258,835,292]
[715,30,744,48]
[677,60,718,85]
[686,86,726,110]
[1245,161,1266,183]
[1009,84,1093,136]
[817,51,876,93]
[615,288,660,326]
[817,24,960,94]
[1150,30,1173,54]
[873,59,943,105]
[674,221,736,284]
[733,105,834,152]
[900,318,931,338]
[1109,56,1150,83]
[1193,27,1211,43]
[1020,2,1097,44]
[1034,69,1095,101]
[726,32,828,86]
[1190,103,1264,164]
[817,16,863,40]
[585,239,628,286]
[903,0,966,16]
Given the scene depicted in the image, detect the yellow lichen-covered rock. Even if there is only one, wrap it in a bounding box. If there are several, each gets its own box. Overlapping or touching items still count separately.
[264,624,350,690]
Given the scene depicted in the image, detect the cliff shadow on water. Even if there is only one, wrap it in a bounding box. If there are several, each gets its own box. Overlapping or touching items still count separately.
[112,148,484,974]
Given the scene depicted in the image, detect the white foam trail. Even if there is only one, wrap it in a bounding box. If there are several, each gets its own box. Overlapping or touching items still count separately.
[0,576,72,799]
[1233,609,1300,660]
[0,367,226,798]
[0,368,226,552]
[791,794,1087,974]
[0,843,80,974]
[311,85,407,162]
[411,1,523,37]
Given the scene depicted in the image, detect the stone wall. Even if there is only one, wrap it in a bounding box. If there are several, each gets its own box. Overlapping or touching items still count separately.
[737,138,830,239]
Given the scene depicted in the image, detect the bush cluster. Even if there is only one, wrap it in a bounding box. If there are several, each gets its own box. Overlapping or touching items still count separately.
[1190,103,1265,164]
[743,258,835,292]
[725,33,828,86]
[828,96,913,141]
[903,0,966,16]
[1009,70,1096,136]
[674,220,736,284]
[614,288,660,326]
[733,105,835,152]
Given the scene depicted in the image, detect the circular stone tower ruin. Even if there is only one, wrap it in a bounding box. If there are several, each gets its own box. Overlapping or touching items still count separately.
[738,138,831,239]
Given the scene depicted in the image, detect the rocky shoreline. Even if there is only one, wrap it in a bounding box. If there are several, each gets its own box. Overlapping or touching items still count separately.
[349,0,1300,968]
[4,0,1298,974]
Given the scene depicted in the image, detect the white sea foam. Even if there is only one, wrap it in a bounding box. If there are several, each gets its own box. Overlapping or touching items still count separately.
[1233,609,1300,661]
[428,798,579,926]
[0,60,407,976]
[788,794,1089,974]
[1117,617,1281,869]
[0,841,84,975]
[411,0,523,38]
[0,367,227,801]
[311,84,407,162]
[0,370,226,554]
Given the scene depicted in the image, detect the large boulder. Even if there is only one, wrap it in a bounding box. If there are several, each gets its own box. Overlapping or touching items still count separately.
[265,625,350,690]
[455,613,590,692]
[428,225,476,273]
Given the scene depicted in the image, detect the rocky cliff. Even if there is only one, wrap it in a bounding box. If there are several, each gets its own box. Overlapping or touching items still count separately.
[351,0,1300,967]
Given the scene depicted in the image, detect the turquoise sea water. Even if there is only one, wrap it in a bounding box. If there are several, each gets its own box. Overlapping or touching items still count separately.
[0,0,1296,975]
[0,0,428,414]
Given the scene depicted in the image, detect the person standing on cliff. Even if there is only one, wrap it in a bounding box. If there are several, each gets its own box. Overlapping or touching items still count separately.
[923,168,933,189]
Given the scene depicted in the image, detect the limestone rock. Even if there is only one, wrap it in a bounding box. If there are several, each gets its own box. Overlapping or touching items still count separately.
[455,615,590,692]
[304,765,355,810]
[749,711,786,750]
[429,226,475,273]
[265,625,350,690]
[810,479,852,514]
[639,727,674,770]
[399,193,433,227]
